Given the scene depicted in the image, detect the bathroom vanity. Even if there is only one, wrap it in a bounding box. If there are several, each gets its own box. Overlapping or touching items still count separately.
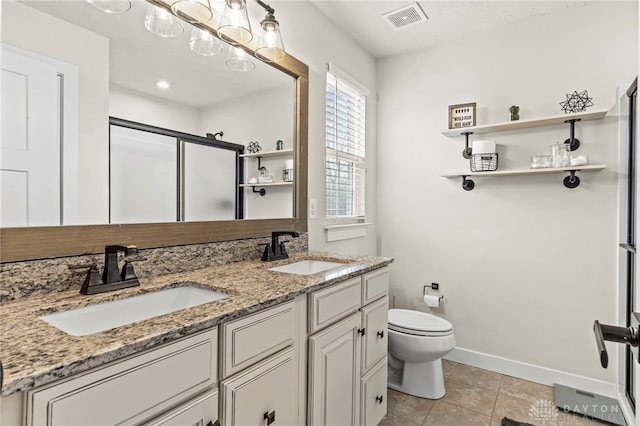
[0,252,392,426]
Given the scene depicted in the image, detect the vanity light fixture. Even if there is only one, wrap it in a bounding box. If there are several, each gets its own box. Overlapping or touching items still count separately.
[255,10,285,63]
[217,0,253,45]
[89,0,287,68]
[226,46,255,72]
[87,0,131,14]
[189,28,224,56]
[144,4,184,37]
[155,80,171,89]
[171,0,213,25]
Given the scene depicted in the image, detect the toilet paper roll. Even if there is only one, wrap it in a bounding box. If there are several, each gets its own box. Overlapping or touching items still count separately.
[424,294,441,308]
[285,159,294,170]
[472,140,496,154]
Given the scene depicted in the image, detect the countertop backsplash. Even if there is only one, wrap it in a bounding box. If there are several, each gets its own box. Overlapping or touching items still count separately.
[0,233,308,303]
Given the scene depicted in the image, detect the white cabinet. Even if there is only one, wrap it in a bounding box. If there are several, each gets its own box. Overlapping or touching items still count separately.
[26,328,218,426]
[360,359,387,426]
[307,267,390,426]
[218,298,304,426]
[220,347,297,426]
[361,297,388,375]
[308,312,362,426]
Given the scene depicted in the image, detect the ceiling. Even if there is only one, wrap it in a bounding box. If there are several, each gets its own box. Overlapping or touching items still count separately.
[309,1,597,59]
[17,0,291,108]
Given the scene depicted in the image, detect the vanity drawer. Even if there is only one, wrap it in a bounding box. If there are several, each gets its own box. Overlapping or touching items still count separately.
[26,328,218,426]
[362,267,389,305]
[144,388,218,426]
[309,277,362,333]
[220,301,296,378]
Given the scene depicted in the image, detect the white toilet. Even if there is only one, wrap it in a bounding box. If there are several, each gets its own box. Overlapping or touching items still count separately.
[387,309,456,399]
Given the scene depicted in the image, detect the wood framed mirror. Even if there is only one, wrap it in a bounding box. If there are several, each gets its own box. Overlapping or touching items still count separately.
[0,0,308,262]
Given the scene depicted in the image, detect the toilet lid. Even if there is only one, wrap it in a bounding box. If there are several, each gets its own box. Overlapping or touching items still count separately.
[388,309,453,333]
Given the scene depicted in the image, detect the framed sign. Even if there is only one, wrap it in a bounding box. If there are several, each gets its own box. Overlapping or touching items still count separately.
[448,102,476,129]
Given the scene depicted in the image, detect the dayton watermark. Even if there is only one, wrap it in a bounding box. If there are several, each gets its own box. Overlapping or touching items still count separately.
[528,398,625,425]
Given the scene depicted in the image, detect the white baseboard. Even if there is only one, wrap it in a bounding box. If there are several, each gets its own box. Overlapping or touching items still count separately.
[444,347,618,399]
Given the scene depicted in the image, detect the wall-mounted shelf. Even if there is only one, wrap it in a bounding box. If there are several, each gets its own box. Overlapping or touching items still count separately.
[239,182,293,188]
[240,149,293,158]
[240,182,293,196]
[441,164,606,191]
[441,109,609,137]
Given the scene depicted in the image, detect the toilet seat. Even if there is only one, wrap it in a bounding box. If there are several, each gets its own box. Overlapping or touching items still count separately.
[388,309,453,337]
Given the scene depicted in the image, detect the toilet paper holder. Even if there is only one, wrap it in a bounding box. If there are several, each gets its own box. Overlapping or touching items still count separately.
[423,284,444,301]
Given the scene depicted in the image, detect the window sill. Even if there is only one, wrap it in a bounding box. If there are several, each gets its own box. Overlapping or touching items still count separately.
[324,222,372,242]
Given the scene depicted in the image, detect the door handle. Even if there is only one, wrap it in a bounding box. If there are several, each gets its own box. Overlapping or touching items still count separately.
[593,320,640,368]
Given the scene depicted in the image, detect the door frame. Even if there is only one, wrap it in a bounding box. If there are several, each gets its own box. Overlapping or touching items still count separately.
[618,76,638,425]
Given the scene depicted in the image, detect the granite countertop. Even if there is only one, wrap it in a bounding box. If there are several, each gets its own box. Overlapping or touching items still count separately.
[0,251,392,397]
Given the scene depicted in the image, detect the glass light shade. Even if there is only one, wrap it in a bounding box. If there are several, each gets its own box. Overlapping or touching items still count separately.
[217,0,252,45]
[226,46,255,72]
[255,15,285,63]
[171,0,213,24]
[144,5,184,38]
[86,0,131,14]
[189,28,223,56]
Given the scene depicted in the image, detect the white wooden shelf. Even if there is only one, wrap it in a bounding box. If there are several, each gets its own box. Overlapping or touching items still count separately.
[441,164,606,178]
[441,109,609,137]
[441,164,606,191]
[239,182,293,187]
[240,149,293,158]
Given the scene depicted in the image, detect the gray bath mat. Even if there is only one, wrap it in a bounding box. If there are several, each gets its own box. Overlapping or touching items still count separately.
[501,417,535,426]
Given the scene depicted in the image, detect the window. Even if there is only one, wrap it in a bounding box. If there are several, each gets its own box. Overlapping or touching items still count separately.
[325,64,368,225]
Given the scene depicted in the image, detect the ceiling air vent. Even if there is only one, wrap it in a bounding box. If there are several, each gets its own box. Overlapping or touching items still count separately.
[382,3,428,31]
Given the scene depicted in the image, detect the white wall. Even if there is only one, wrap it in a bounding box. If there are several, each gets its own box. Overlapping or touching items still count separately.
[199,84,294,219]
[377,1,638,386]
[274,1,379,255]
[2,0,109,224]
[110,84,200,134]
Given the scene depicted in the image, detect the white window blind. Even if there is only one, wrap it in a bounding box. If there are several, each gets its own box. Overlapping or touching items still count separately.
[325,65,367,224]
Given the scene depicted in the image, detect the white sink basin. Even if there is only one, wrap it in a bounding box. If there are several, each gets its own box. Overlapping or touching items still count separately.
[268,260,347,275]
[40,285,228,336]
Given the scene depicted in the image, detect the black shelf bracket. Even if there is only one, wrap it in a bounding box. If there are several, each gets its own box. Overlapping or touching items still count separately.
[252,186,266,196]
[461,175,475,191]
[563,118,582,151]
[461,132,473,159]
[563,170,581,189]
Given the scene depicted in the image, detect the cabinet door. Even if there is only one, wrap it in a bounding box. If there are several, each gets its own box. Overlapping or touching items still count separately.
[360,358,387,426]
[144,389,218,426]
[361,296,388,375]
[27,328,217,426]
[308,312,361,426]
[220,347,297,426]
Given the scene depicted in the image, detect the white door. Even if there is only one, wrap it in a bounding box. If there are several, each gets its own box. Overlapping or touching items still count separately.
[597,78,638,425]
[308,312,361,426]
[1,50,60,227]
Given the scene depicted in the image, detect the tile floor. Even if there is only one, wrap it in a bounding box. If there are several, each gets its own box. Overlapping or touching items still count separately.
[380,360,612,426]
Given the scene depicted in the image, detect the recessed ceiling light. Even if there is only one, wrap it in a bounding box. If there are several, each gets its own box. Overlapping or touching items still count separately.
[155,80,170,89]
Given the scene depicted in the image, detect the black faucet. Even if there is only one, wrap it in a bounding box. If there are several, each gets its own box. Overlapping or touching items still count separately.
[80,245,143,295]
[262,231,299,261]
